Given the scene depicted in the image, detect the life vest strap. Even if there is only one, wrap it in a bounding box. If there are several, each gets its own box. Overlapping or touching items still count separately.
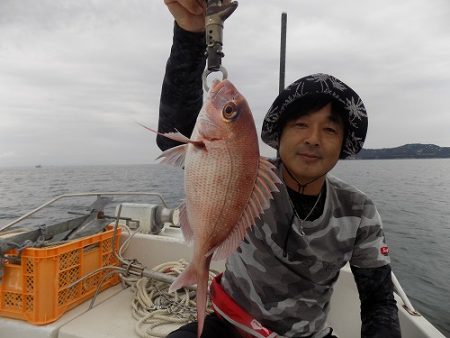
[210,273,278,338]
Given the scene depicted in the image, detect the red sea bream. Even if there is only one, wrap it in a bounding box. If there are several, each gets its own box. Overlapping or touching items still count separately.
[155,79,281,337]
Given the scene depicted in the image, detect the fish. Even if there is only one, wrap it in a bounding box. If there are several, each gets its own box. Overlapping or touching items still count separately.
[150,79,281,337]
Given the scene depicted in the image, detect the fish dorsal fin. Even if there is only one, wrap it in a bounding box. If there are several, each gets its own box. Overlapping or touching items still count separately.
[178,202,194,244]
[156,144,187,167]
[211,157,282,261]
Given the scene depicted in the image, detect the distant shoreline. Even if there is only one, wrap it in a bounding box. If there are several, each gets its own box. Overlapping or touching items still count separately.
[2,143,450,167]
[350,143,450,160]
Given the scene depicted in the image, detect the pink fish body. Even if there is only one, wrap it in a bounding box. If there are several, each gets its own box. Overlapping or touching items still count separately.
[156,79,280,337]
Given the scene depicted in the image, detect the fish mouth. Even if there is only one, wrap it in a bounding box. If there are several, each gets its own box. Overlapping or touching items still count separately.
[210,79,228,93]
[210,80,240,100]
[210,79,222,91]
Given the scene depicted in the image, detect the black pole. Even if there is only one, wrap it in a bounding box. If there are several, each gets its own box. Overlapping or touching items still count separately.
[279,12,287,94]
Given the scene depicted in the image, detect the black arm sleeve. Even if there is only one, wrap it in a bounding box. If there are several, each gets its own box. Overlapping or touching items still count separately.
[351,264,402,338]
[157,22,206,151]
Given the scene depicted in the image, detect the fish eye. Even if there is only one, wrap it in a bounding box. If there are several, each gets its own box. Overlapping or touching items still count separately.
[222,102,239,121]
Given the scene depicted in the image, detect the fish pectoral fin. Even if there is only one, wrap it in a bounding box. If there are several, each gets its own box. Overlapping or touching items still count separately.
[162,129,204,146]
[156,144,187,167]
[138,122,204,146]
[178,202,194,244]
[211,157,282,261]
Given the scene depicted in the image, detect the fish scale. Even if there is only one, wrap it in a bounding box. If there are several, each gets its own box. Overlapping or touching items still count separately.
[186,148,251,252]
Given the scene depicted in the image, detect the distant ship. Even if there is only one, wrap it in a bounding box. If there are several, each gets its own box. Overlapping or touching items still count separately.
[35,164,42,168]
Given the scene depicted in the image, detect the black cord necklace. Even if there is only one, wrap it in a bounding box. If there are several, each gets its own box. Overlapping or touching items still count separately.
[283,165,326,194]
[281,165,327,257]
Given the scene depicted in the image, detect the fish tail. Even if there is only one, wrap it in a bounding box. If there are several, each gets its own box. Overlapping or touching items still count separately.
[168,263,197,293]
[168,257,212,338]
[196,255,212,338]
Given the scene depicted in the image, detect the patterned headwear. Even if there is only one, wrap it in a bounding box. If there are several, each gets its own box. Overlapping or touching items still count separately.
[261,73,368,159]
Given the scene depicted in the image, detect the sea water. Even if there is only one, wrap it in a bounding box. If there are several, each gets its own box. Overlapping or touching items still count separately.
[0,159,449,336]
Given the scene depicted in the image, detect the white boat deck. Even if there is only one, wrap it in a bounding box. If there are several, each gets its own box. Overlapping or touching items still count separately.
[0,228,445,338]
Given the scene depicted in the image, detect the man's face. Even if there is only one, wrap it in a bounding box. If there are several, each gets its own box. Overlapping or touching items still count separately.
[279,103,344,184]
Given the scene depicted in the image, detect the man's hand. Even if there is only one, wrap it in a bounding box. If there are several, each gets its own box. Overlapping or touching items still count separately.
[164,0,206,32]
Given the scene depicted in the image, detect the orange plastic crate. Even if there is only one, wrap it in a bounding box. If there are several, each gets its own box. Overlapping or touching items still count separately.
[0,226,121,324]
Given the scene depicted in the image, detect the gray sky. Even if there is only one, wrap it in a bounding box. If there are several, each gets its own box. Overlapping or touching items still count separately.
[1,0,449,167]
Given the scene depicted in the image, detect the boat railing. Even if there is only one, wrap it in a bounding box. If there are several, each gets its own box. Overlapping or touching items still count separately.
[391,272,420,316]
[0,192,169,233]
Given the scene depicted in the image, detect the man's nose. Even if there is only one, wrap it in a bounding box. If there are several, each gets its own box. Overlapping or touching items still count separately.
[304,126,320,146]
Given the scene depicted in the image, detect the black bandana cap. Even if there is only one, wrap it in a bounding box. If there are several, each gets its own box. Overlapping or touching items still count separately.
[261,73,368,159]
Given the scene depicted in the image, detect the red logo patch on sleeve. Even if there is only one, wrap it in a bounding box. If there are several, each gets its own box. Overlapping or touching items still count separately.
[380,246,389,256]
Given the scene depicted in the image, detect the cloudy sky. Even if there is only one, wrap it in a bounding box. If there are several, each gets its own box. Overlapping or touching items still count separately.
[0,0,449,167]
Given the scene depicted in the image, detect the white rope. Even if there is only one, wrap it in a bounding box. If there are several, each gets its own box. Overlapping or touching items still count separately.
[127,259,218,338]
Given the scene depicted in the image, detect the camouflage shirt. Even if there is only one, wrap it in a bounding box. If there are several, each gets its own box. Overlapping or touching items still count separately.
[221,161,390,337]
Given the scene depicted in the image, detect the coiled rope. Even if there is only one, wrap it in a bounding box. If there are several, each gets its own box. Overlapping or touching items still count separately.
[128,259,218,338]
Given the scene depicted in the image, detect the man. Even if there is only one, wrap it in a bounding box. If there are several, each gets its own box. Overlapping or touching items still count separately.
[158,1,401,337]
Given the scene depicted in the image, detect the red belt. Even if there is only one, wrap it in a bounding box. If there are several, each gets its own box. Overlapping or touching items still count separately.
[210,273,278,338]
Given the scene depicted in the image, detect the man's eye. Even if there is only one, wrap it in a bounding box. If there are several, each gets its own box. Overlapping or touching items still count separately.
[325,127,337,134]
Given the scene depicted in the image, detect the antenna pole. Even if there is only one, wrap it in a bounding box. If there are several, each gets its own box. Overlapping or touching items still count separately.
[279,12,287,94]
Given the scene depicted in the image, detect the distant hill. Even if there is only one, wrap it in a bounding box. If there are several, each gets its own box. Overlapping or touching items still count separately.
[351,144,450,159]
